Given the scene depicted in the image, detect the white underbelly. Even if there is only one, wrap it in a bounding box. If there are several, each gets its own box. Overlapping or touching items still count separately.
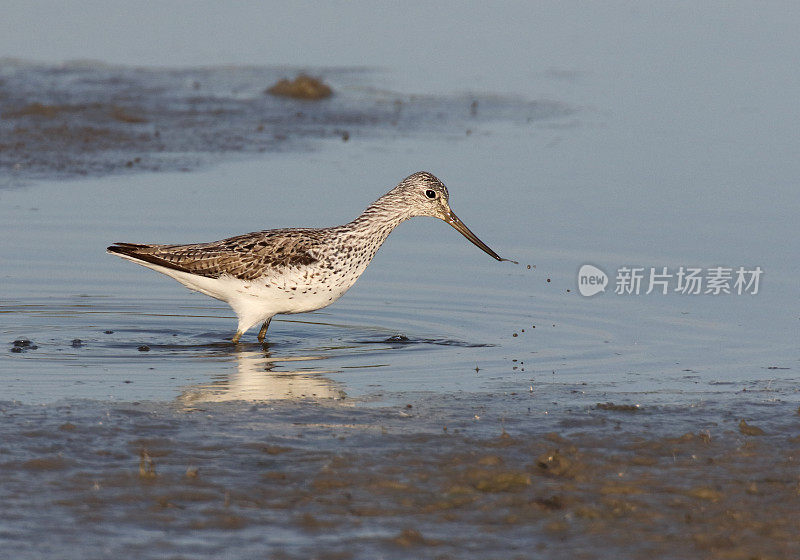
[114,253,368,334]
[131,259,354,310]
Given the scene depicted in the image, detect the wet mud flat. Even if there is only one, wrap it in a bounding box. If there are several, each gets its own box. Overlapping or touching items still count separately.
[1,394,798,560]
[0,59,571,182]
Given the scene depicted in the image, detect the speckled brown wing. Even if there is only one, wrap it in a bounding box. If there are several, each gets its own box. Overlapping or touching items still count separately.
[108,228,322,281]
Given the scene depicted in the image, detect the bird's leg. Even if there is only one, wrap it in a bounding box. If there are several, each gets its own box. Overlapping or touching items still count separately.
[257,317,272,343]
[232,330,243,344]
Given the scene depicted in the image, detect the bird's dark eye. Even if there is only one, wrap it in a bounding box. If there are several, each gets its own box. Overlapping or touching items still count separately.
[425,189,436,199]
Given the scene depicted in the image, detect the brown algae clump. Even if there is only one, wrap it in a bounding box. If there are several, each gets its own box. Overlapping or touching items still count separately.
[3,102,65,118]
[138,449,157,479]
[266,74,333,100]
[535,448,578,479]
[596,402,640,412]
[391,528,440,547]
[471,470,530,493]
[738,419,766,436]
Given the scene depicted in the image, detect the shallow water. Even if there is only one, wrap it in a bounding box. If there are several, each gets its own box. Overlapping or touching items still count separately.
[1,54,799,559]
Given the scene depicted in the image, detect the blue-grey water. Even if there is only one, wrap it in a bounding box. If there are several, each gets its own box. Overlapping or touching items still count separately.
[1,4,799,559]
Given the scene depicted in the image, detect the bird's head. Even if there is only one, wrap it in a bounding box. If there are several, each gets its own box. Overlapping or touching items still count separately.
[391,171,515,263]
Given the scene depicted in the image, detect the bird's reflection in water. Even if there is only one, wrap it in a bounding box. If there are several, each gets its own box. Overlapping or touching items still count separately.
[178,345,347,407]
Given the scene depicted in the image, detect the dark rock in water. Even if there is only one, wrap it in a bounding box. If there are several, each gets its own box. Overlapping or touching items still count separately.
[266,74,333,100]
[137,345,150,352]
[71,339,83,348]
[10,339,37,352]
[385,334,410,343]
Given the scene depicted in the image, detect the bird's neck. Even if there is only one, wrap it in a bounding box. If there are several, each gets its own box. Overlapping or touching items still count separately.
[346,192,411,243]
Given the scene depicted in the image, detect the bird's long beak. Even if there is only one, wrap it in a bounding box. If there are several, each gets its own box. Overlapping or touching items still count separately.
[445,210,516,263]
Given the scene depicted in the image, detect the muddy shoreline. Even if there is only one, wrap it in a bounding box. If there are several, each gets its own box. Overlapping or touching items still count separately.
[2,397,798,560]
[0,60,571,182]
